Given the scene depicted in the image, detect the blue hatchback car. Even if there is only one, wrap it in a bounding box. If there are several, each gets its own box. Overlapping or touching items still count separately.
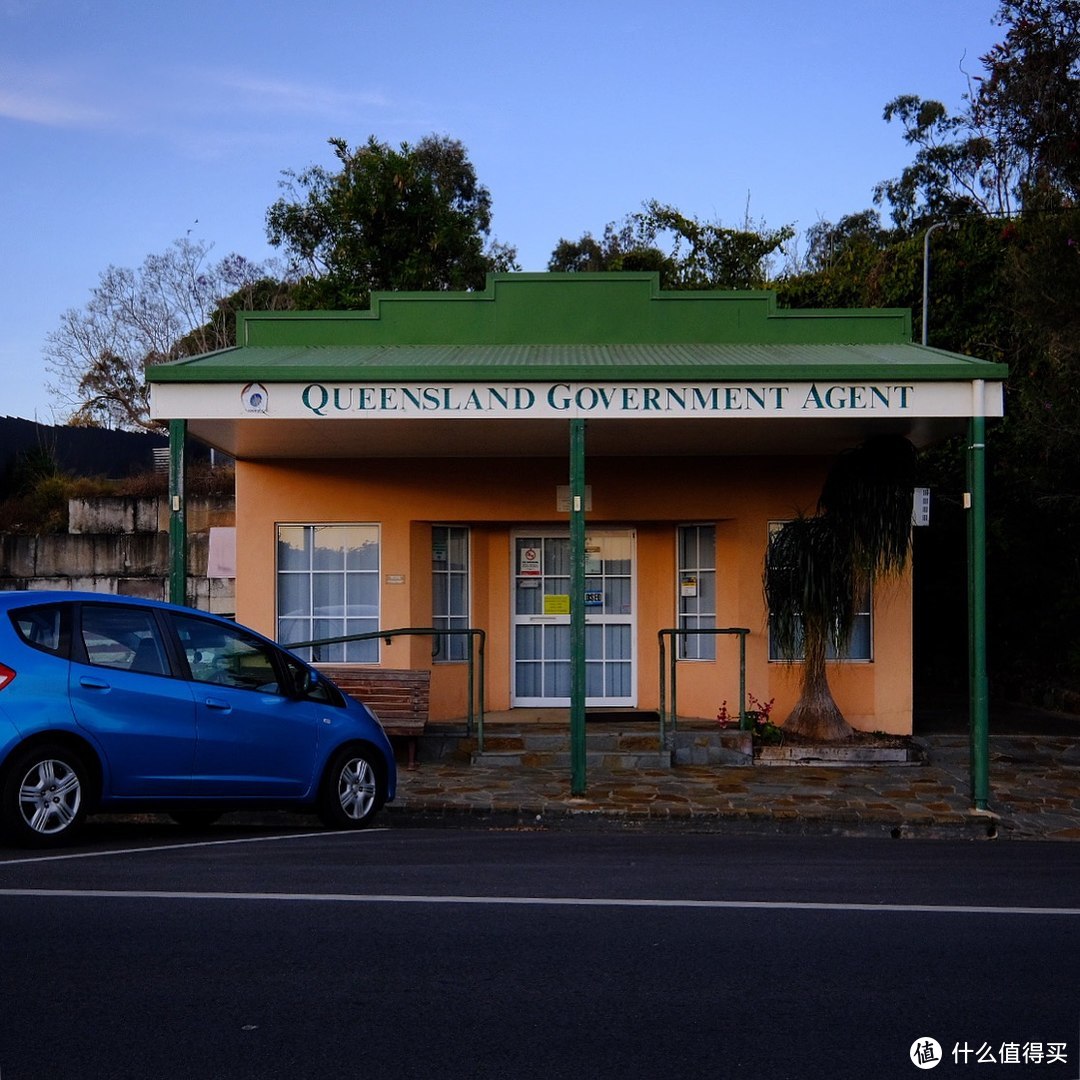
[0,591,396,846]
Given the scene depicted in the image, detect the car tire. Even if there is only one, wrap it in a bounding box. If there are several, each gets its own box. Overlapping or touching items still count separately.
[318,747,385,829]
[169,811,222,831]
[2,743,90,847]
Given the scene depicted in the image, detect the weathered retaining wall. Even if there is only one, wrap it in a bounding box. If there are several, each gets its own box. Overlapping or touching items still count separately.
[0,496,235,613]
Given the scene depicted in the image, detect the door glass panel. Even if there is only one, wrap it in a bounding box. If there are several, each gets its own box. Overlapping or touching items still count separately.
[512,532,635,706]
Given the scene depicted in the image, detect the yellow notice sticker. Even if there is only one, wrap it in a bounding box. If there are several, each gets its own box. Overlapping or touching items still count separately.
[544,594,571,615]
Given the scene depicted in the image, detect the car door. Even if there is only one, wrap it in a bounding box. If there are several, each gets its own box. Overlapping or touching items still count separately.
[69,602,197,796]
[169,611,320,797]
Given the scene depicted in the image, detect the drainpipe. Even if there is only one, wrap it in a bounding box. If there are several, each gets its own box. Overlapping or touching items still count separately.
[967,381,989,809]
[168,418,187,606]
[569,419,587,795]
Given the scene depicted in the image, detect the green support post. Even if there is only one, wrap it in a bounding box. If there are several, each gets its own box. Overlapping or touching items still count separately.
[168,418,187,606]
[967,391,989,810]
[569,419,587,795]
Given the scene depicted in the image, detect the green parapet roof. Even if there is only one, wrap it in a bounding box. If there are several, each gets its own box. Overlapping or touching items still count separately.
[147,273,1009,385]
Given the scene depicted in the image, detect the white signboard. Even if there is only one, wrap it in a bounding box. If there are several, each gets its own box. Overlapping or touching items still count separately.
[152,379,1005,421]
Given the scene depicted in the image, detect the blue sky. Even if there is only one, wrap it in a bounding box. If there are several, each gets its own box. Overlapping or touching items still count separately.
[2,0,1003,423]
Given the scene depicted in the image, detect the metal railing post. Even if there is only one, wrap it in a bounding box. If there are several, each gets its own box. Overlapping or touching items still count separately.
[657,627,751,737]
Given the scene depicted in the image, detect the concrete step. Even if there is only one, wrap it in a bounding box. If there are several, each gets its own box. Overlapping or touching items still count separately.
[423,721,747,769]
[671,728,753,766]
[463,725,671,769]
[755,744,922,766]
[471,749,672,769]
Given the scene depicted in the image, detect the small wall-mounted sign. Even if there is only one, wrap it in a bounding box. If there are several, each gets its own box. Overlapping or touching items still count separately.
[520,546,541,576]
[385,574,406,585]
[556,485,593,512]
[912,488,931,527]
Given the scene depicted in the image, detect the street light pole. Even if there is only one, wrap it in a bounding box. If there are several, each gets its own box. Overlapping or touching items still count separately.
[922,221,957,346]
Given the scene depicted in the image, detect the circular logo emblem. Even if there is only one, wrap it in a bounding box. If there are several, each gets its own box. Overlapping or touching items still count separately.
[910,1037,942,1069]
[241,382,268,413]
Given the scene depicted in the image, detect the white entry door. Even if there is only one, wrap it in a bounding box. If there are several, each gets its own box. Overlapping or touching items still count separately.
[512,531,636,707]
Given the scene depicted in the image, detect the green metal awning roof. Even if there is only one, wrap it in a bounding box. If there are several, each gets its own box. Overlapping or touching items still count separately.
[146,275,1007,459]
[149,341,1008,384]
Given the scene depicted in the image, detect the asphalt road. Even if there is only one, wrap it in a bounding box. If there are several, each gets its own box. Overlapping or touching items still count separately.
[1,824,1078,1079]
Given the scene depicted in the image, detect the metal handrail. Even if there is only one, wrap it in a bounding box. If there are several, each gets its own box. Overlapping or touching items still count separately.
[289,626,486,739]
[657,627,750,747]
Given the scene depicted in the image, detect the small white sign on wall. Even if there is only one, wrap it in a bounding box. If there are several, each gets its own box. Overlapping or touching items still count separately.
[556,485,593,512]
[912,488,931,527]
[207,527,236,578]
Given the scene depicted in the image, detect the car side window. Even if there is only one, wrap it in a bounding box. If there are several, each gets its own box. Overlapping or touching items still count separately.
[11,603,68,656]
[80,605,170,676]
[171,612,283,695]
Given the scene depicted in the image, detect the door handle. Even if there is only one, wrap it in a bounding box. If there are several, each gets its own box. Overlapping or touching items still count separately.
[79,676,111,691]
[204,698,232,712]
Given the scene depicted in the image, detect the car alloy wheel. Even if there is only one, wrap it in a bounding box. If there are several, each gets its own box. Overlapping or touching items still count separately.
[319,748,383,829]
[3,744,89,846]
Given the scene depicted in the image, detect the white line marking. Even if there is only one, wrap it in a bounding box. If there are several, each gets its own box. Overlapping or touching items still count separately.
[0,889,1076,916]
[0,828,388,867]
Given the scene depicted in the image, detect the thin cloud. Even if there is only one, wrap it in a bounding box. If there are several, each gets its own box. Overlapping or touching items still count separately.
[207,71,390,119]
[0,83,110,127]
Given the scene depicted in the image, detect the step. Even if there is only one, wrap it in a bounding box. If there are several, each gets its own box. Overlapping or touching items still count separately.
[471,749,672,769]
[670,728,753,766]
[754,745,922,766]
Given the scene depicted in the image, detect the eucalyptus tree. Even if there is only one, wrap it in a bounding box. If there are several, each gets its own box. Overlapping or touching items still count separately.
[874,0,1080,227]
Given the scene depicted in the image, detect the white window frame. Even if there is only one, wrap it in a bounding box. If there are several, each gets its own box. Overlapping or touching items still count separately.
[275,523,380,663]
[432,525,471,663]
[677,524,716,661]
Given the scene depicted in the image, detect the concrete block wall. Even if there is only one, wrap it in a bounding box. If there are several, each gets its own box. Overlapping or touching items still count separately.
[0,496,235,614]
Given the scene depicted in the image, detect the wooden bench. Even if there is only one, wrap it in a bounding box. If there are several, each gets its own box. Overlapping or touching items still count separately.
[316,666,430,768]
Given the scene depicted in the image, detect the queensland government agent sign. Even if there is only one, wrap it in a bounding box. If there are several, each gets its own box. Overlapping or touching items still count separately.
[151,380,1004,421]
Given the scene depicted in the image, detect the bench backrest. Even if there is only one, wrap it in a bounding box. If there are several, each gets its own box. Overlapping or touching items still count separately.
[316,666,431,722]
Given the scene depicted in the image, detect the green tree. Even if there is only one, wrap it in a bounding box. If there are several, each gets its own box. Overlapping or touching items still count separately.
[548,221,675,279]
[549,201,792,290]
[778,2,1080,712]
[765,437,917,741]
[873,0,1080,226]
[266,135,518,309]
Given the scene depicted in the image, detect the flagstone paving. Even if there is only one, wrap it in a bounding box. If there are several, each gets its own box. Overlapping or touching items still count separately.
[390,732,1080,841]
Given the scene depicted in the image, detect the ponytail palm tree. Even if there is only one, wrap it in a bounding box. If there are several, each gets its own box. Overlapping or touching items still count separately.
[765,436,917,741]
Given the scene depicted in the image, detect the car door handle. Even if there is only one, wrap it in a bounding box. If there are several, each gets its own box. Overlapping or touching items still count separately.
[204,698,232,712]
[79,676,111,691]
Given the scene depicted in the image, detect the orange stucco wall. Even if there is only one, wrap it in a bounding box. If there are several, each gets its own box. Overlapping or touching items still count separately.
[234,453,914,734]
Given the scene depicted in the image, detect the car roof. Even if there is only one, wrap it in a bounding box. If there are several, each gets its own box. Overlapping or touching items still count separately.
[0,590,212,619]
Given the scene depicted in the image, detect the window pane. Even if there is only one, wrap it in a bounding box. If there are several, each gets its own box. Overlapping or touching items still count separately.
[277,526,309,571]
[13,604,64,654]
[433,526,470,664]
[277,574,310,618]
[678,525,716,660]
[278,525,379,661]
[174,613,281,694]
[81,605,168,676]
[313,573,345,617]
[516,624,541,661]
[345,527,380,570]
